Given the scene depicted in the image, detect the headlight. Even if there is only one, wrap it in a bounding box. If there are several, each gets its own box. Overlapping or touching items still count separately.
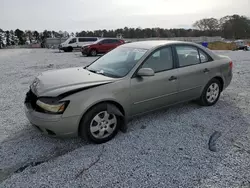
[36,99,69,114]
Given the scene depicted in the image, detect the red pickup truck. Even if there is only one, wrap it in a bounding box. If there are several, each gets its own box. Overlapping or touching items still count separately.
[81,38,125,56]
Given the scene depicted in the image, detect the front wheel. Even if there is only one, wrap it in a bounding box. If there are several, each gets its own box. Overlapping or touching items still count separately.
[199,79,222,106]
[90,49,97,56]
[67,46,73,52]
[79,103,120,144]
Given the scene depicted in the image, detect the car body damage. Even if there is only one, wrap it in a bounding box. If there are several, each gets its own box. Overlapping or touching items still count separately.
[30,67,116,97]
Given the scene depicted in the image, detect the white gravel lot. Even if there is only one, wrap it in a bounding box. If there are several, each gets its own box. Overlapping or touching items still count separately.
[0,49,250,188]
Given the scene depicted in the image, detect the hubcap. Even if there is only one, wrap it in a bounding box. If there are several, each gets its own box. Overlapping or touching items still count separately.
[206,83,220,103]
[90,111,117,139]
[91,50,97,56]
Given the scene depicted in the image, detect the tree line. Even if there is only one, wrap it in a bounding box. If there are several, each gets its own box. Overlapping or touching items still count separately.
[0,14,249,47]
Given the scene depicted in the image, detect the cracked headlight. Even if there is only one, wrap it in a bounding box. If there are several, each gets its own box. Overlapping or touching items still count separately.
[36,99,69,114]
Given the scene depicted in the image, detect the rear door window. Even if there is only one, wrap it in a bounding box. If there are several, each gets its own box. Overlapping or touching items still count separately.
[198,49,209,63]
[101,39,120,44]
[110,39,120,44]
[89,37,98,41]
[175,46,199,67]
[78,38,87,42]
[100,39,109,44]
[79,38,98,42]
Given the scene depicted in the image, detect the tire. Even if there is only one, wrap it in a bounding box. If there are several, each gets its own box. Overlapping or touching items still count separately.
[67,46,73,52]
[198,78,222,106]
[90,49,97,56]
[79,103,120,144]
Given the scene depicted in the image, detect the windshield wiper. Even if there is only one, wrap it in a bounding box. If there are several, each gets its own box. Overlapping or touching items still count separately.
[85,67,97,73]
[86,67,105,76]
[86,67,119,78]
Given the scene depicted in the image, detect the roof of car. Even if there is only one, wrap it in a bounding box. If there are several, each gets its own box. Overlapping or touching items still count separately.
[122,40,194,49]
[98,38,123,41]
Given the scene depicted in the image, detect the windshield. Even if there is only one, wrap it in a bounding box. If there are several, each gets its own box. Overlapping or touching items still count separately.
[62,37,73,44]
[86,47,147,78]
[93,39,103,44]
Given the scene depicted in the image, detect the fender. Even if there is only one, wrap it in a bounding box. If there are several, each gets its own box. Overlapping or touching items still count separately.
[107,103,127,133]
[58,82,110,100]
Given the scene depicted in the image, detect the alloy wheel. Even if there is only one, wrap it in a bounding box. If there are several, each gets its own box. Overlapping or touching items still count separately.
[206,83,220,103]
[90,111,117,139]
[91,50,97,56]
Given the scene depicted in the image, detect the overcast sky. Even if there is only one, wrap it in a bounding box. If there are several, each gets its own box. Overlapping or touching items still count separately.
[1,0,250,32]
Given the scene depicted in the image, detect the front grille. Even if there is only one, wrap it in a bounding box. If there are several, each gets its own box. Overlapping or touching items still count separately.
[25,89,37,109]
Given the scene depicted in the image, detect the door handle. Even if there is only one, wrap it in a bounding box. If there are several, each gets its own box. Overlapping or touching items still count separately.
[169,76,177,81]
[203,68,210,73]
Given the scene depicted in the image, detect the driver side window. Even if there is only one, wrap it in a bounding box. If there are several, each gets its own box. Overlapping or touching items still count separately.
[69,38,76,44]
[142,47,173,73]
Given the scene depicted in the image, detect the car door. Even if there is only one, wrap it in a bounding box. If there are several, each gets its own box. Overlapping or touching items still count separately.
[109,39,121,51]
[130,46,179,116]
[68,38,77,48]
[103,39,117,52]
[198,49,219,81]
[98,39,110,53]
[174,45,211,102]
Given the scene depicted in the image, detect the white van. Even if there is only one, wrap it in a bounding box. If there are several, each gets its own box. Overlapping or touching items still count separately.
[59,37,99,52]
[234,40,250,51]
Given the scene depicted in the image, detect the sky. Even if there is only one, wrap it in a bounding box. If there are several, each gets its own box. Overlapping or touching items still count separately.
[1,0,250,32]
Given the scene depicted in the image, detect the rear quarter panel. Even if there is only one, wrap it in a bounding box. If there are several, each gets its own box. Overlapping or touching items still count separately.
[207,57,232,90]
[218,58,233,89]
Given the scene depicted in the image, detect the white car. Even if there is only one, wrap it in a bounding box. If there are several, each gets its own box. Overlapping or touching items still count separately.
[59,37,99,52]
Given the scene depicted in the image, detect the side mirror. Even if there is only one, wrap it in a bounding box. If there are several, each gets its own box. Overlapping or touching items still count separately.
[137,68,155,77]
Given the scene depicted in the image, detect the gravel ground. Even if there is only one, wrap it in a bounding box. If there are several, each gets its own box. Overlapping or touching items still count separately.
[0,49,249,188]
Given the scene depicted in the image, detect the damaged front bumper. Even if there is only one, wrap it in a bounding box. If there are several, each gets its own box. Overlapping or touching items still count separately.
[24,104,79,137]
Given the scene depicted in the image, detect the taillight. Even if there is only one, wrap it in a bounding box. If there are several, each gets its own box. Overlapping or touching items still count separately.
[229,61,233,69]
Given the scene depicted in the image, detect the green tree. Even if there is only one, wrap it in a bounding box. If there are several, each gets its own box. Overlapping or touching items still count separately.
[15,29,25,45]
[6,31,10,46]
[33,31,40,42]
[0,32,2,48]
[220,15,250,39]
[10,30,16,45]
[193,18,219,31]
[26,30,33,43]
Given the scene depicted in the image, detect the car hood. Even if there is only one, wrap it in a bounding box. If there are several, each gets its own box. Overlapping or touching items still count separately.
[31,67,116,97]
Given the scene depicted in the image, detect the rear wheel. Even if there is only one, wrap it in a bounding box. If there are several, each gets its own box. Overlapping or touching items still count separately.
[199,78,222,106]
[79,103,120,144]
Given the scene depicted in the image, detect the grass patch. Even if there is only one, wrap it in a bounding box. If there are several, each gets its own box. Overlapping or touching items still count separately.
[208,42,237,50]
